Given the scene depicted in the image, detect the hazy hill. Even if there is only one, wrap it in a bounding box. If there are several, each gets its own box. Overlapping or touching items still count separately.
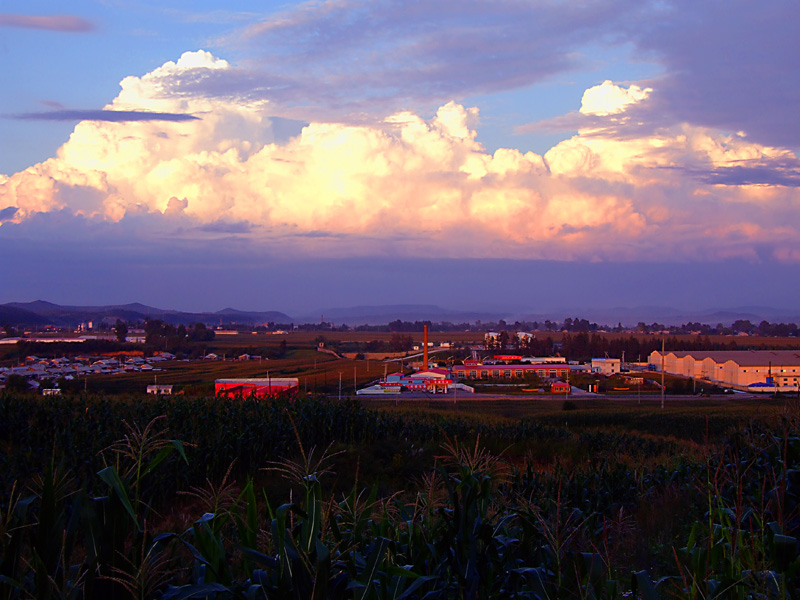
[0,305,50,327]
[1,301,293,327]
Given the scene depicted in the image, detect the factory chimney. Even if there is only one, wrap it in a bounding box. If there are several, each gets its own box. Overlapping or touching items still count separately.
[423,325,429,371]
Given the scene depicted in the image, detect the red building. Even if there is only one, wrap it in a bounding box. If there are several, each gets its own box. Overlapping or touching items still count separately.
[550,381,571,394]
[379,369,452,393]
[215,377,299,399]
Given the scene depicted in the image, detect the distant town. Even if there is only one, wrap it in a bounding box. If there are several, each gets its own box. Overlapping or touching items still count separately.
[3,300,800,398]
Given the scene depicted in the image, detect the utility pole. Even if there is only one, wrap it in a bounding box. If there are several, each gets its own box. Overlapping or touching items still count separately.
[661,338,665,409]
[338,372,342,401]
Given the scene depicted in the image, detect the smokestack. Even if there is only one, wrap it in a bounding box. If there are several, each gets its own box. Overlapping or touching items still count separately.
[423,325,429,371]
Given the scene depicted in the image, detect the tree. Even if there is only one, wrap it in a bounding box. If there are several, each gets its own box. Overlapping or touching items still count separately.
[114,319,128,343]
[389,333,413,352]
[190,323,214,342]
[5,374,29,392]
[497,330,510,350]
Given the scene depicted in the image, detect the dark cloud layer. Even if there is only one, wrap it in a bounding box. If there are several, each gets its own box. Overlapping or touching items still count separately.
[665,158,800,188]
[202,0,643,116]
[629,0,800,148]
[0,14,95,32]
[12,109,200,123]
[1,210,799,314]
[2,223,799,315]
[0,206,18,221]
[197,0,800,148]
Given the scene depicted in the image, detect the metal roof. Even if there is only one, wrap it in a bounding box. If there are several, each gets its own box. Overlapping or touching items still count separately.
[657,350,800,367]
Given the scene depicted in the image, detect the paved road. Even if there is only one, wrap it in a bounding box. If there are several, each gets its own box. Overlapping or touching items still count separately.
[353,391,766,401]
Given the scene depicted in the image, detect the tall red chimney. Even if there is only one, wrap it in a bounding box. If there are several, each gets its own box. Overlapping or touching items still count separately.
[423,325,429,371]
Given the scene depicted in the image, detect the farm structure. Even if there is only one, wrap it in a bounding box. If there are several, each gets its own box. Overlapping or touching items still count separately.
[358,368,456,395]
[649,350,800,391]
[215,377,299,398]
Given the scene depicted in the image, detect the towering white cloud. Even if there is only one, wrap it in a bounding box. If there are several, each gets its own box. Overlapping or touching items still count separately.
[1,57,799,262]
[580,80,652,116]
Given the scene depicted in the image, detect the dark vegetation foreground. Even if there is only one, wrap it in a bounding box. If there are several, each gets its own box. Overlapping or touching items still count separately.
[1,393,799,599]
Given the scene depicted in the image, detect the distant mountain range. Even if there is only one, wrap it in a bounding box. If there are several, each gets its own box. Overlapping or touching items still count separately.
[0,301,293,328]
[1,300,798,329]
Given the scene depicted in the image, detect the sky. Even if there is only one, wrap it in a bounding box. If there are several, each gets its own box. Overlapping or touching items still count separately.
[1,0,799,318]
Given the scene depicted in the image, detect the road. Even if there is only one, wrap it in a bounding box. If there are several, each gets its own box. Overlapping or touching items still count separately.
[350,390,766,401]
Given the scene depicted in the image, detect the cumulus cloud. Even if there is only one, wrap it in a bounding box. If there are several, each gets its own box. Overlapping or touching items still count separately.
[1,55,800,263]
[0,14,95,32]
[580,80,652,117]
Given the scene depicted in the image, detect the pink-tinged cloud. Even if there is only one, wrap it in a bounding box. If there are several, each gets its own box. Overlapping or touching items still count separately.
[1,53,799,264]
[0,14,95,32]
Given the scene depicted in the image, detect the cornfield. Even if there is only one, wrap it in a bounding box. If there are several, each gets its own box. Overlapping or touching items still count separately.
[1,392,800,598]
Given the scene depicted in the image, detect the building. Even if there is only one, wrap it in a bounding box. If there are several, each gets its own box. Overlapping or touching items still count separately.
[520,356,567,364]
[592,358,621,376]
[452,362,571,380]
[215,377,299,398]
[493,354,523,363]
[649,350,800,391]
[379,368,452,394]
[147,384,173,395]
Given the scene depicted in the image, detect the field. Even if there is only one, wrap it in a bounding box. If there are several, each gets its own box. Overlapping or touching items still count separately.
[2,386,800,599]
[4,332,800,599]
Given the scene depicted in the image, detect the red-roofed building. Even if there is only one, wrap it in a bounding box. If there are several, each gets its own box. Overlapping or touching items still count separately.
[215,377,299,399]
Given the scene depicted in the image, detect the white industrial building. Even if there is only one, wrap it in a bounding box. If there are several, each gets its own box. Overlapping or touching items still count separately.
[649,350,800,392]
[592,358,621,376]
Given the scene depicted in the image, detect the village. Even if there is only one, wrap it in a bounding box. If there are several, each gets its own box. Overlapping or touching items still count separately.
[4,321,799,399]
